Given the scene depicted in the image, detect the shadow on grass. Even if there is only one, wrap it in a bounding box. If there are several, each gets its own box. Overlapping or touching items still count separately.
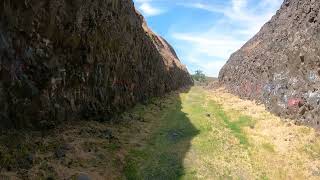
[124,87,200,180]
[0,87,199,179]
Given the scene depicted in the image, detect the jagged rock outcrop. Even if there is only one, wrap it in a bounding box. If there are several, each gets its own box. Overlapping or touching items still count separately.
[0,0,192,129]
[219,0,320,128]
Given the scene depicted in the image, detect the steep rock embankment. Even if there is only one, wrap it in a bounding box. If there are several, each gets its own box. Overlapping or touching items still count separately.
[0,0,192,129]
[219,0,320,127]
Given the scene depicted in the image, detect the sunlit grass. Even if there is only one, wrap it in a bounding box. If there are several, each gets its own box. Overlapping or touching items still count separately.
[261,143,275,153]
[123,86,320,179]
[211,100,255,146]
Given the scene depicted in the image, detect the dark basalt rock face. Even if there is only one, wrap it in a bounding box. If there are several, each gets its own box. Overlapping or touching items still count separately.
[219,0,320,128]
[0,0,192,129]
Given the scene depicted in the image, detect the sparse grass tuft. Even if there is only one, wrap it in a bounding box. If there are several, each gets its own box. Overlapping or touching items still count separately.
[304,139,320,159]
[124,156,139,180]
[262,143,275,153]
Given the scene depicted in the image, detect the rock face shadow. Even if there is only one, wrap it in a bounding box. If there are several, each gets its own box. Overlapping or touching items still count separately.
[124,87,200,179]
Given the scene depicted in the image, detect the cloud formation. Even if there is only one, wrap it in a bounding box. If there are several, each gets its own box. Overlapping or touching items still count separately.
[134,0,283,77]
[173,0,282,77]
[135,0,164,16]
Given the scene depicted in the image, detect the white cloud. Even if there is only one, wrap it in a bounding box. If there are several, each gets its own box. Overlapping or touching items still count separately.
[138,3,163,16]
[177,2,225,13]
[171,0,282,77]
[185,55,227,77]
[172,33,243,59]
[172,32,245,77]
[232,0,247,11]
[134,0,165,17]
[133,0,282,77]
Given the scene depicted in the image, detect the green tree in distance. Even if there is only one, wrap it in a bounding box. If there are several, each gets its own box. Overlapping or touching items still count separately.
[192,70,206,82]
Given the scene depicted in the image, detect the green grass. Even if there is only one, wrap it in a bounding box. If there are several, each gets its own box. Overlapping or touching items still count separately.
[304,140,320,159]
[208,100,255,146]
[2,87,317,179]
[123,87,258,179]
[122,86,319,179]
[124,89,201,179]
[124,156,139,180]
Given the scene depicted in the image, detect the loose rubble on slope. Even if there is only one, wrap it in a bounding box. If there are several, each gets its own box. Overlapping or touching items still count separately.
[0,0,192,130]
[219,0,320,128]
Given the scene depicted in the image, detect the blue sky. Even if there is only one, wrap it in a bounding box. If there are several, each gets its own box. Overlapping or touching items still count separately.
[133,0,283,77]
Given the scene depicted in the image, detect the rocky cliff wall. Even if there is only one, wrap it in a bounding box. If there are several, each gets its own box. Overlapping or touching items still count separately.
[219,0,320,128]
[0,0,192,129]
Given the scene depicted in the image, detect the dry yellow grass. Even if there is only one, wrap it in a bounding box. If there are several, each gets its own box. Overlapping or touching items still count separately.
[1,86,319,179]
[207,87,320,180]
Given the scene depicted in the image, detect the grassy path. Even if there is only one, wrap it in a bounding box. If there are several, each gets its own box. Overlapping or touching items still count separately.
[1,86,320,179]
[123,86,320,180]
